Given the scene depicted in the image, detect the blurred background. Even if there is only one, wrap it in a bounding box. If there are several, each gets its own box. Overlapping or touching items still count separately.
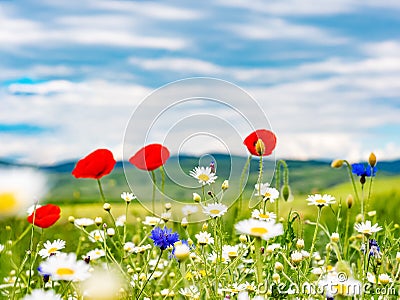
[1,1,400,219]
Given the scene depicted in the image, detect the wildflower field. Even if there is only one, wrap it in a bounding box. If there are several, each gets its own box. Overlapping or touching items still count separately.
[1,130,400,300]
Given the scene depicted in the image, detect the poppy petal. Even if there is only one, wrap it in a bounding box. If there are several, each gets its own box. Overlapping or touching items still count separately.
[243,129,277,156]
[27,204,61,228]
[72,149,116,179]
[129,144,170,171]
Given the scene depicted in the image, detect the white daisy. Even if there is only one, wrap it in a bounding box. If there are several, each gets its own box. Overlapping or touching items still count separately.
[120,192,136,203]
[222,245,240,260]
[182,205,199,216]
[189,166,217,185]
[254,183,279,202]
[179,285,200,298]
[306,194,336,207]
[0,168,47,218]
[84,249,105,260]
[0,244,4,253]
[251,209,276,222]
[23,289,62,300]
[142,216,163,226]
[88,230,105,243]
[38,239,66,258]
[235,219,284,241]
[115,215,126,227]
[74,218,95,227]
[354,220,382,235]
[39,253,91,281]
[195,231,214,245]
[203,203,228,218]
[265,243,281,253]
[123,242,136,253]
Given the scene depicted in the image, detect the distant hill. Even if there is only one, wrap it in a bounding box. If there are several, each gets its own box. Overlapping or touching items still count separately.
[1,155,399,203]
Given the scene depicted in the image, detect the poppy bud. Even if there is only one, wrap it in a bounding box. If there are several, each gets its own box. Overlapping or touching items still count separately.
[369,152,377,168]
[281,185,290,201]
[255,139,265,156]
[330,159,344,168]
[346,194,353,209]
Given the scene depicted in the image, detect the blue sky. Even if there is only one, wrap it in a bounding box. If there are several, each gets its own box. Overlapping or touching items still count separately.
[1,0,400,164]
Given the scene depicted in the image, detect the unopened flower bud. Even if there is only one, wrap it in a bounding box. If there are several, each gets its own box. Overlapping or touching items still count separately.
[5,226,11,231]
[221,180,229,190]
[378,274,391,285]
[202,223,208,231]
[275,262,284,272]
[68,216,75,223]
[193,193,201,203]
[369,152,377,168]
[239,234,247,243]
[346,194,353,209]
[169,272,176,278]
[330,232,340,243]
[291,251,303,264]
[95,217,103,226]
[355,214,363,223]
[296,239,305,249]
[367,210,376,217]
[272,273,280,283]
[107,228,115,237]
[281,185,290,201]
[255,139,265,156]
[165,202,172,211]
[103,203,111,212]
[331,159,344,168]
[181,217,188,229]
[396,252,400,262]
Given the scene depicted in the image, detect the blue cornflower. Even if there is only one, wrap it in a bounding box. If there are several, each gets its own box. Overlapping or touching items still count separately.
[150,227,179,250]
[369,239,381,258]
[352,163,377,177]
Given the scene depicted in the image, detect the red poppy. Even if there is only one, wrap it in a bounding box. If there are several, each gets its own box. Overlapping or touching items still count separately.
[72,149,116,179]
[129,144,170,171]
[27,204,61,228]
[243,129,277,156]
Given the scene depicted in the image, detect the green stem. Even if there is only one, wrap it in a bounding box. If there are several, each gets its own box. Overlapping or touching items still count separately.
[254,237,263,285]
[344,208,350,259]
[97,179,107,203]
[308,208,322,272]
[137,250,163,299]
[238,155,252,211]
[151,170,156,215]
[344,160,360,204]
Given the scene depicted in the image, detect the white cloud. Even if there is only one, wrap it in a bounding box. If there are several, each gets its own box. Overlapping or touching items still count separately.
[216,0,400,16]
[227,18,348,44]
[129,57,223,74]
[0,9,188,51]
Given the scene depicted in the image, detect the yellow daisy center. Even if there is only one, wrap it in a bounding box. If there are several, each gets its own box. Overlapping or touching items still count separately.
[48,247,58,254]
[209,209,221,215]
[259,213,270,219]
[228,251,237,257]
[250,227,268,235]
[362,229,371,234]
[315,199,326,204]
[56,268,75,276]
[198,174,210,182]
[263,192,271,198]
[0,193,18,213]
